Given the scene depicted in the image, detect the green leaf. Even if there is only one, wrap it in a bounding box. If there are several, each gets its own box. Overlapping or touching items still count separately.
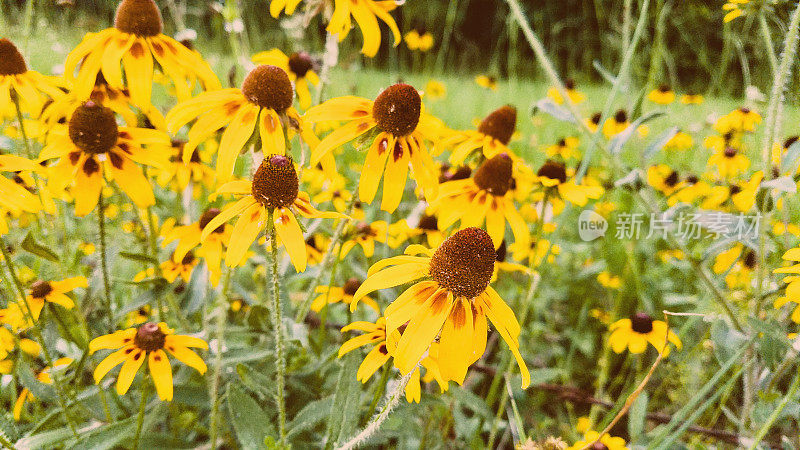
[20,232,58,262]
[609,111,665,155]
[530,98,577,124]
[118,252,159,265]
[781,140,800,174]
[236,363,275,399]
[287,396,333,438]
[449,386,493,419]
[67,405,162,450]
[628,391,648,440]
[592,60,618,85]
[642,126,679,163]
[226,383,276,448]
[17,361,55,403]
[325,352,361,445]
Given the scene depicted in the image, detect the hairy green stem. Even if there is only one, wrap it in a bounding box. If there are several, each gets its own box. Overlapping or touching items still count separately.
[268,214,287,446]
[209,266,233,449]
[748,368,800,449]
[133,375,150,449]
[365,364,391,421]
[97,191,114,332]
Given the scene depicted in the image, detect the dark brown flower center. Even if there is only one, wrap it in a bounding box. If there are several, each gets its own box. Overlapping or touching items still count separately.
[68,101,119,154]
[564,78,575,90]
[664,171,679,187]
[30,280,53,299]
[372,83,421,137]
[537,160,567,184]
[685,174,699,184]
[478,105,517,145]
[241,65,294,111]
[199,208,225,234]
[784,136,799,149]
[658,84,670,93]
[133,322,166,351]
[251,155,299,209]
[114,0,163,37]
[729,184,742,196]
[614,109,628,123]
[739,107,751,114]
[630,313,654,334]
[724,147,738,158]
[473,153,513,196]
[743,249,757,269]
[590,443,609,450]
[342,277,361,297]
[590,112,602,125]
[429,227,495,299]
[0,39,27,75]
[288,52,313,78]
[181,252,196,265]
[417,214,438,231]
[495,240,507,262]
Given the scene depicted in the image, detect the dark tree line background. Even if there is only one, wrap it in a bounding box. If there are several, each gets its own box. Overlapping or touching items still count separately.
[2,0,797,97]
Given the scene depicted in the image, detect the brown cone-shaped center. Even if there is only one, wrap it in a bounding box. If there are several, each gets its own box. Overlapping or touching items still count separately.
[724,147,738,158]
[114,0,163,37]
[134,322,166,351]
[630,313,654,334]
[241,65,294,111]
[68,101,119,154]
[417,214,438,231]
[478,105,517,145]
[743,249,757,269]
[664,171,679,187]
[474,153,513,196]
[288,52,313,78]
[537,160,567,184]
[784,136,799,148]
[429,227,495,299]
[251,155,299,209]
[181,251,196,265]
[614,109,628,123]
[343,277,361,297]
[30,280,53,299]
[729,184,742,196]
[658,84,671,93]
[685,174,699,184]
[372,83,421,137]
[589,444,609,450]
[0,39,27,75]
[199,208,225,233]
[590,112,602,125]
[495,240,507,262]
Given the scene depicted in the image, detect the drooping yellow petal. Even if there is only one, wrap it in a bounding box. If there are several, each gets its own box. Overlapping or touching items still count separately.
[148,350,174,401]
[116,349,146,395]
[93,346,132,383]
[393,289,453,374]
[274,208,307,272]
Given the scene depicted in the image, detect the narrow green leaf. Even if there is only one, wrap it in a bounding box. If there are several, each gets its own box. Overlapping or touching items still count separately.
[118,252,159,265]
[628,391,648,440]
[642,126,679,163]
[226,383,277,448]
[20,232,58,262]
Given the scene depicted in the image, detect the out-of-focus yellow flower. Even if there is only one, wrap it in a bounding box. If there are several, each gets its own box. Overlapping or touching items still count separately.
[723,0,749,23]
[424,79,446,100]
[404,29,434,52]
[597,271,621,289]
[665,131,693,150]
[475,75,498,91]
[547,79,586,105]
[546,136,580,159]
[647,85,675,105]
[680,93,704,104]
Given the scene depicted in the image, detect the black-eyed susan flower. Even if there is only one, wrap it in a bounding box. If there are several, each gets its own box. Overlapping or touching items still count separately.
[723,0,749,22]
[609,313,682,355]
[162,208,232,286]
[404,28,434,52]
[433,154,529,250]
[341,221,389,258]
[200,155,346,272]
[155,139,215,192]
[0,156,44,222]
[534,160,604,211]
[491,241,530,281]
[337,318,447,403]
[327,0,402,57]
[252,49,319,110]
[268,0,302,17]
[388,214,445,250]
[90,322,208,401]
[167,64,302,182]
[667,174,712,206]
[311,278,378,313]
[602,109,630,138]
[424,79,446,100]
[439,105,517,164]
[647,84,675,105]
[159,252,199,283]
[13,357,73,421]
[713,244,756,289]
[680,92,704,105]
[40,101,169,216]
[351,227,530,388]
[546,136,580,160]
[64,0,219,107]
[0,38,64,120]
[647,165,683,196]
[715,107,761,134]
[665,130,694,150]
[475,75,498,91]
[304,83,440,212]
[547,79,586,105]
[774,247,800,323]
[567,430,627,450]
[24,277,87,321]
[708,146,750,179]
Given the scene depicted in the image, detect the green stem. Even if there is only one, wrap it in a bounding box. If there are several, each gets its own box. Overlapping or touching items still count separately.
[365,365,391,421]
[294,190,358,322]
[748,370,800,449]
[11,91,33,158]
[209,266,233,449]
[0,433,15,450]
[0,237,80,439]
[133,375,150,450]
[268,213,287,447]
[758,12,778,79]
[97,191,114,332]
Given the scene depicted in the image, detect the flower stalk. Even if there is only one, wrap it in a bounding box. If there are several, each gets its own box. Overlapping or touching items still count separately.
[267,211,287,446]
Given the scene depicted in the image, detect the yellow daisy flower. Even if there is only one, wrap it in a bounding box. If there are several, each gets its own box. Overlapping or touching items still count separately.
[341,220,389,258]
[547,79,586,105]
[167,64,303,182]
[155,139,216,192]
[667,174,712,206]
[647,84,675,105]
[424,79,447,100]
[311,278,379,313]
[24,277,87,321]
[40,101,170,216]
[351,227,530,388]
[665,130,693,150]
[680,92,704,105]
[534,160,604,211]
[64,0,220,108]
[602,110,630,138]
[713,244,756,289]
[433,153,530,250]
[387,214,445,250]
[14,357,73,421]
[404,29,434,52]
[162,208,233,287]
[268,0,302,17]
[0,155,44,222]
[597,271,621,289]
[252,49,320,110]
[304,83,440,212]
[546,136,581,160]
[708,146,750,179]
[0,38,64,120]
[439,105,518,164]
[475,75,498,91]
[568,430,627,450]
[90,322,208,401]
[609,313,682,355]
[647,164,683,196]
[200,155,346,272]
[327,0,402,57]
